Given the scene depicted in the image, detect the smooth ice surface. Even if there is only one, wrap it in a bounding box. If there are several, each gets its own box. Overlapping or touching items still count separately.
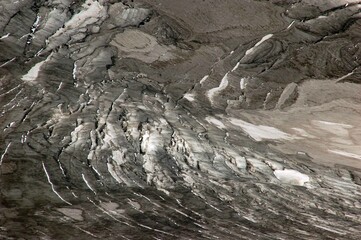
[21,60,46,81]
[274,169,310,186]
[229,118,293,141]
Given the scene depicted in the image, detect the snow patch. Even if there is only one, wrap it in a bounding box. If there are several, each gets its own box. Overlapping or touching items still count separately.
[205,116,226,129]
[72,63,77,80]
[45,0,105,51]
[0,33,10,39]
[287,20,295,29]
[240,78,247,90]
[22,65,40,80]
[315,120,353,128]
[199,75,209,84]
[232,62,240,72]
[31,15,41,33]
[206,73,229,104]
[57,82,63,91]
[229,118,294,141]
[328,149,361,160]
[141,130,162,154]
[63,0,103,30]
[244,34,273,56]
[0,57,16,68]
[82,173,96,194]
[274,169,310,186]
[183,93,195,102]
[107,163,123,184]
[0,142,12,165]
[42,162,72,205]
[291,128,316,138]
[21,54,52,81]
[336,71,354,81]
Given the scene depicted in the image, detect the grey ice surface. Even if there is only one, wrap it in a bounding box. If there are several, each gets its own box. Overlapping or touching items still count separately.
[1,0,361,239]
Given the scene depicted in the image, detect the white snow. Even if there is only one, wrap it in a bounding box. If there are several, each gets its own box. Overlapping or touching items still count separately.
[21,54,52,81]
[70,125,83,144]
[62,0,103,30]
[91,166,102,177]
[205,116,226,129]
[244,34,273,56]
[57,82,63,91]
[141,130,163,154]
[287,21,295,29]
[35,48,44,57]
[232,62,240,72]
[274,169,310,186]
[0,84,20,97]
[21,133,27,143]
[46,0,105,51]
[111,150,126,165]
[240,78,247,90]
[0,57,16,68]
[336,71,354,81]
[199,75,209,84]
[229,118,293,141]
[72,63,77,80]
[82,173,96,194]
[0,33,10,39]
[42,162,72,205]
[107,163,123,184]
[206,73,229,104]
[315,120,353,128]
[0,142,12,165]
[328,149,361,160]
[314,225,346,235]
[31,15,41,33]
[20,33,30,40]
[183,93,195,102]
